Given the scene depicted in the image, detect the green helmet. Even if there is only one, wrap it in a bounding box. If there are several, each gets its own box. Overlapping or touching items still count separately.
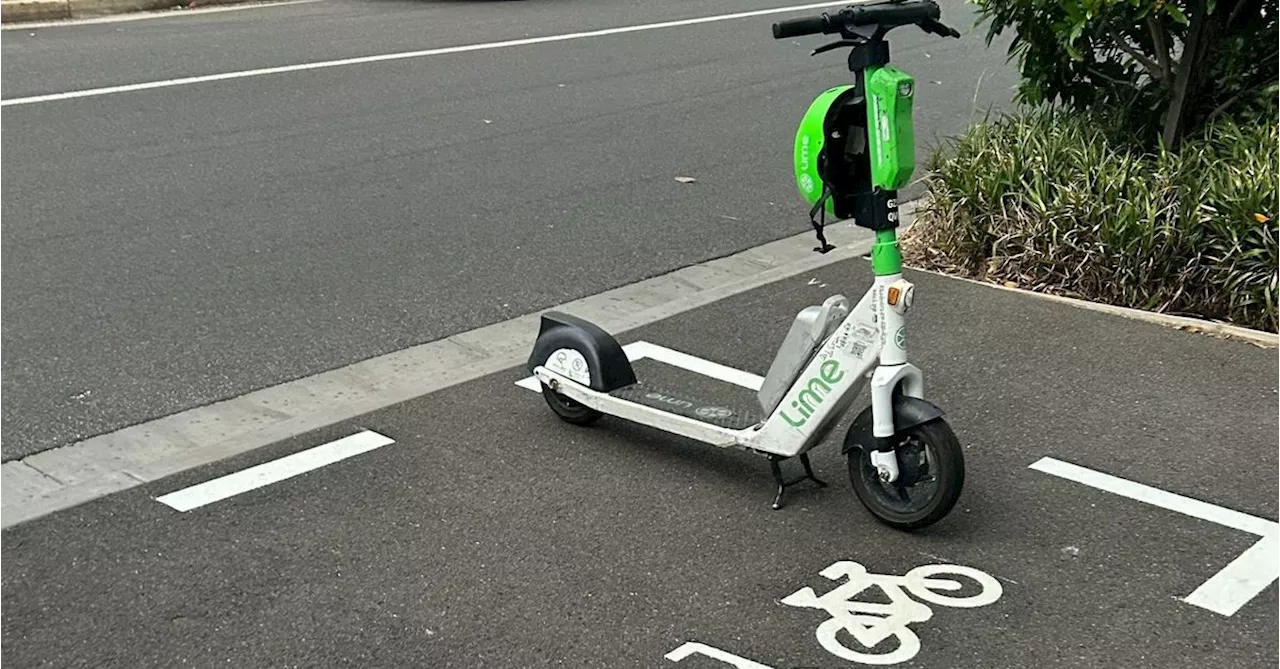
[793,85,860,219]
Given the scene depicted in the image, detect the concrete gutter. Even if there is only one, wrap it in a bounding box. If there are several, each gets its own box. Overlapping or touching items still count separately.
[1,0,259,23]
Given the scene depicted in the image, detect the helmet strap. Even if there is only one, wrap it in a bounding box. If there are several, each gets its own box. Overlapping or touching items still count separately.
[807,184,837,254]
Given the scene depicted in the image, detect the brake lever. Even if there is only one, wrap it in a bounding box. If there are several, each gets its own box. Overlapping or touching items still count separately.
[918,18,960,38]
[811,39,866,55]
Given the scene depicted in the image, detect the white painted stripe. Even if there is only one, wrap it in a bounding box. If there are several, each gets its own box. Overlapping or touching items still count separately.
[155,429,393,511]
[515,374,547,392]
[1183,532,1280,616]
[515,341,764,392]
[1029,457,1278,537]
[666,642,777,668]
[0,0,324,30]
[630,342,765,390]
[1,1,850,107]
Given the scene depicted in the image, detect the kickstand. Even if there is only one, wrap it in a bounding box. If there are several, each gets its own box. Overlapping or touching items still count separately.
[768,453,828,510]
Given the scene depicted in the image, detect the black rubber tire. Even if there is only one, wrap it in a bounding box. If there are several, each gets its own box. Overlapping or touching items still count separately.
[847,418,964,531]
[540,383,603,426]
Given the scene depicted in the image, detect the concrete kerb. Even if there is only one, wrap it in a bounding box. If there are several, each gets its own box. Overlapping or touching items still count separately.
[0,216,888,530]
[1,0,259,23]
[898,192,1276,348]
[908,267,1279,349]
[1,0,68,22]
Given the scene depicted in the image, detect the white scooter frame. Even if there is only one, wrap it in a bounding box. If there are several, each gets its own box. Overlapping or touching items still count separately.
[532,270,923,487]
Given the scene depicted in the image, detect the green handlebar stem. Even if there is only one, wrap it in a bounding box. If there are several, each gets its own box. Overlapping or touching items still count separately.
[871,228,902,276]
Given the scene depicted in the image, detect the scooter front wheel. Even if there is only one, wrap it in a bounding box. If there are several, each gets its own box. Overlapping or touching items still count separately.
[847,418,964,531]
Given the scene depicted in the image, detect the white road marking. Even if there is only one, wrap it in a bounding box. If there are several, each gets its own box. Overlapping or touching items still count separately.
[666,642,776,668]
[1183,532,1280,617]
[782,560,1002,665]
[1030,456,1279,616]
[155,429,393,512]
[668,560,1003,666]
[0,0,323,30]
[630,341,765,390]
[515,340,764,392]
[1029,457,1276,537]
[1,0,851,107]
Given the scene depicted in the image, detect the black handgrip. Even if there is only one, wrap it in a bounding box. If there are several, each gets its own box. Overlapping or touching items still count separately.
[843,1,940,26]
[772,15,828,39]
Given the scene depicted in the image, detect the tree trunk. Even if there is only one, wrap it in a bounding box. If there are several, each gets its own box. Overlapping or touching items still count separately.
[1162,0,1211,151]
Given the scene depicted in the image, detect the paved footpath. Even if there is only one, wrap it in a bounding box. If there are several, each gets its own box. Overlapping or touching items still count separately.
[3,257,1276,668]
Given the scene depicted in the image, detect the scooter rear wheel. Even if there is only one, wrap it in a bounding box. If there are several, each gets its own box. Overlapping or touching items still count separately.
[847,418,964,531]
[540,383,603,425]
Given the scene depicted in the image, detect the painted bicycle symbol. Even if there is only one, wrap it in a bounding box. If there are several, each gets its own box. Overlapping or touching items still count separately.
[781,560,1002,665]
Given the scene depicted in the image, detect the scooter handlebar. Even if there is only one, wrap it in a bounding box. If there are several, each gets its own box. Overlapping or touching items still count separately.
[772,1,945,39]
[842,1,941,27]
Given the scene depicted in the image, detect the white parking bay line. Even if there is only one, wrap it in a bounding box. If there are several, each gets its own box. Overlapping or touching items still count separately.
[1030,456,1279,616]
[632,341,764,391]
[1029,457,1277,537]
[1,1,851,107]
[1184,532,1280,616]
[514,340,764,393]
[155,429,394,512]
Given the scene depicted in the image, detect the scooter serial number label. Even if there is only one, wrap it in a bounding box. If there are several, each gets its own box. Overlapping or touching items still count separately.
[828,322,878,361]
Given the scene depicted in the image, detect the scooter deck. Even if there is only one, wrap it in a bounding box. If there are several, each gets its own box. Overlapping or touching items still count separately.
[609,383,761,430]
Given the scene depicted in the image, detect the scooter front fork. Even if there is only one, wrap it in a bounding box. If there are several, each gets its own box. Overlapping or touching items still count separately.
[867,363,925,484]
[869,449,901,483]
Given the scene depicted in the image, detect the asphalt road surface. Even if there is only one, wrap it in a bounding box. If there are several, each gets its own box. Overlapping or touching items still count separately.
[1,0,1021,460]
[3,260,1275,668]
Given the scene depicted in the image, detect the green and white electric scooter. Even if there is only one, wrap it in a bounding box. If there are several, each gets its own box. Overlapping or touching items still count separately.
[525,0,963,530]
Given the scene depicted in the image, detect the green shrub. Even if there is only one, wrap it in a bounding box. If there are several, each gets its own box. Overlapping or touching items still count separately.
[908,107,1278,332]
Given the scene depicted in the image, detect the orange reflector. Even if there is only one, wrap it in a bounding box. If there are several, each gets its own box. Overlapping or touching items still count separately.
[887,287,900,305]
